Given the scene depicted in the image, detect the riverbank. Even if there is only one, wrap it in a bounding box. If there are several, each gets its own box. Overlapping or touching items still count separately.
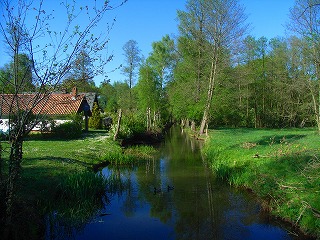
[18,131,156,200]
[22,131,156,169]
[202,128,320,238]
[0,131,157,239]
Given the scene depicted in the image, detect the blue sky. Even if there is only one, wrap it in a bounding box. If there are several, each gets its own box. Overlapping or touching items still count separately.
[0,0,295,86]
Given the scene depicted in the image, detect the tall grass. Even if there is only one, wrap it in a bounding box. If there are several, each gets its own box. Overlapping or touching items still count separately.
[203,128,320,238]
[101,145,156,165]
[57,171,108,202]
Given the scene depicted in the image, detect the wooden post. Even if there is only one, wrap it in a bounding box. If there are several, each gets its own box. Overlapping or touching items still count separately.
[113,109,122,141]
[191,121,196,132]
[84,114,89,132]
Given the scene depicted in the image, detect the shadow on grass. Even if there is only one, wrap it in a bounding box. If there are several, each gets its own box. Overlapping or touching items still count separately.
[255,134,307,146]
[22,156,106,170]
[252,151,320,238]
[25,130,109,141]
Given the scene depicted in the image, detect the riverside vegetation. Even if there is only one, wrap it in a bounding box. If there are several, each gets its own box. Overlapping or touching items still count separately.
[202,128,320,238]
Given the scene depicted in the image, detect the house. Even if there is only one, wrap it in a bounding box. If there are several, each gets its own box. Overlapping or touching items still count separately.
[0,87,98,132]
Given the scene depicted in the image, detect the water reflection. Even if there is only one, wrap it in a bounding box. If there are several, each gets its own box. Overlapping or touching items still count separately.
[75,127,304,240]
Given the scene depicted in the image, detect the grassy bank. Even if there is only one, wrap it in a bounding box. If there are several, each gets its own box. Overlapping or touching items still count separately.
[18,132,156,194]
[202,128,320,238]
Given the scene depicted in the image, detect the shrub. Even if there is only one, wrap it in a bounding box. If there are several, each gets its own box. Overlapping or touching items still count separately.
[110,113,146,139]
[52,121,82,139]
[89,102,102,129]
[69,113,84,127]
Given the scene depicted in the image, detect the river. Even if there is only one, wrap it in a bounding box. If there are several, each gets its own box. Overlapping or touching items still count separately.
[74,127,307,240]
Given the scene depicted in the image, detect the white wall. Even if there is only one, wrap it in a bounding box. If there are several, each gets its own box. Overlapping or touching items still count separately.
[0,119,71,132]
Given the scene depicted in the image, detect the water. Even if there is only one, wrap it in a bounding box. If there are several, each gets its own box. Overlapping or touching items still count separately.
[71,127,307,240]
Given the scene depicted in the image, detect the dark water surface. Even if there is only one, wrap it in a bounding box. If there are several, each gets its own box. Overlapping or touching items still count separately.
[74,127,305,240]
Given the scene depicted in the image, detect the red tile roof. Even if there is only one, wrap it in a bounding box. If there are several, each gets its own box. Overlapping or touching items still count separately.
[0,92,87,116]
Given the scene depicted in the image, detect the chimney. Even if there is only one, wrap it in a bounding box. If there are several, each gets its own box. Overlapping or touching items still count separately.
[71,86,78,97]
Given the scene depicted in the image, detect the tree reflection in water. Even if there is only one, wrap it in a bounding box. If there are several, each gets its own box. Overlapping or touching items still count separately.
[0,171,111,240]
[74,127,300,240]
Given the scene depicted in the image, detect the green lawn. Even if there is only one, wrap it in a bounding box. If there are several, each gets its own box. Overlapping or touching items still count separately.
[203,128,320,238]
[1,131,155,204]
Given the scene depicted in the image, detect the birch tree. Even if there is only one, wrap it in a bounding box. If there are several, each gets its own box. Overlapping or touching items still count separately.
[199,0,248,134]
[0,0,126,226]
[178,0,248,134]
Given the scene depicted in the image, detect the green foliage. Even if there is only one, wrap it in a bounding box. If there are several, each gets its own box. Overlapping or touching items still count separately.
[69,113,84,127]
[124,145,156,160]
[52,120,82,139]
[0,54,35,93]
[89,102,102,129]
[61,50,97,93]
[136,63,161,111]
[101,151,135,165]
[110,113,146,139]
[112,82,132,111]
[99,80,118,112]
[147,35,175,85]
[167,36,209,122]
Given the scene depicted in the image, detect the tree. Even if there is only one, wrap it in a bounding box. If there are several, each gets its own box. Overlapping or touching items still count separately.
[122,39,141,108]
[148,35,176,90]
[289,0,320,132]
[177,0,248,134]
[0,54,35,93]
[136,62,161,130]
[113,81,132,112]
[168,36,209,125]
[142,35,176,127]
[61,50,97,93]
[176,2,212,125]
[0,0,126,228]
[99,80,118,113]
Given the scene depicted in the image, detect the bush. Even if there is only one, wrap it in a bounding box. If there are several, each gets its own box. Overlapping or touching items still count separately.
[110,113,146,139]
[89,102,102,129]
[69,113,84,127]
[52,121,82,139]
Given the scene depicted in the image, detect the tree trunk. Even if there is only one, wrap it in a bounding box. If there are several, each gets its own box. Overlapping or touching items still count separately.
[153,111,156,127]
[84,114,89,132]
[113,109,122,141]
[191,120,196,132]
[6,137,23,226]
[199,54,218,135]
[0,142,2,181]
[146,107,151,131]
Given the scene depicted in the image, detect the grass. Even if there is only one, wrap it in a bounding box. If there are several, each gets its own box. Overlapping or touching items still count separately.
[22,131,121,167]
[15,131,156,202]
[202,128,320,238]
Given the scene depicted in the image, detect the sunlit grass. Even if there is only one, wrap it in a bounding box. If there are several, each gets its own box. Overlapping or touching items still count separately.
[203,128,320,237]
